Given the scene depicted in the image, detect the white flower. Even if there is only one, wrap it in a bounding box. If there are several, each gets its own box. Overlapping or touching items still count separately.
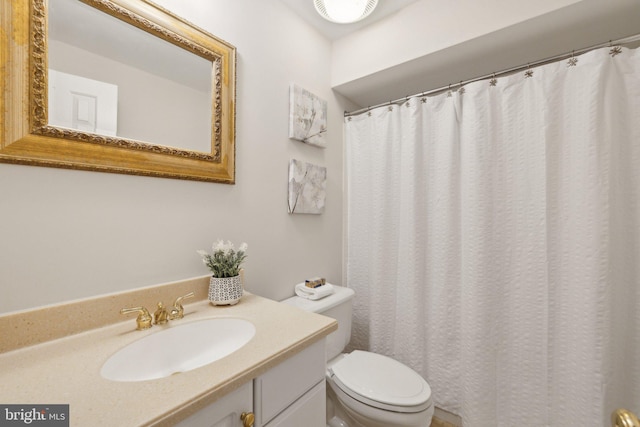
[213,239,225,252]
[196,249,209,265]
[239,243,248,252]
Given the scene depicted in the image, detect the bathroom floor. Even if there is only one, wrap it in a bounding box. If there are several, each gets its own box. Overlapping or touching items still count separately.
[431,417,458,427]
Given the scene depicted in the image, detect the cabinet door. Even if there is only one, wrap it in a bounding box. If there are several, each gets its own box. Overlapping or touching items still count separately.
[265,381,325,427]
[174,381,254,427]
[254,339,326,426]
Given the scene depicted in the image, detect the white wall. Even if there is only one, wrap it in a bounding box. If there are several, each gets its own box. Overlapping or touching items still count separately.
[0,0,354,314]
[332,0,640,107]
[331,0,581,87]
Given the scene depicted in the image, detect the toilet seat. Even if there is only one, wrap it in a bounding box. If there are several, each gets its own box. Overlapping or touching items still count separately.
[329,350,432,414]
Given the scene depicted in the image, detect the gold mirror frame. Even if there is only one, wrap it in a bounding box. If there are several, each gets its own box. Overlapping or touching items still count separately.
[1,0,236,183]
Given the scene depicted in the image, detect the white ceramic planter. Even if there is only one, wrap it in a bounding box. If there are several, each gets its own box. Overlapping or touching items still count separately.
[208,275,243,305]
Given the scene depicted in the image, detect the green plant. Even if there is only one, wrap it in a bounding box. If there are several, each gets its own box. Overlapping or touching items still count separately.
[197,240,248,278]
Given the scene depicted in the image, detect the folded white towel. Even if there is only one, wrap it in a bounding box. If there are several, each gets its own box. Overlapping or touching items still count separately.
[295,282,334,300]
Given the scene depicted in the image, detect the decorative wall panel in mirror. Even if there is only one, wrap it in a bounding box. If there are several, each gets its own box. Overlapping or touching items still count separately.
[0,0,236,183]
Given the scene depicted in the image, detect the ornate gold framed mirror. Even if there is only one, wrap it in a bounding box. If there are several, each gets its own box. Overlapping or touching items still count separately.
[1,0,236,183]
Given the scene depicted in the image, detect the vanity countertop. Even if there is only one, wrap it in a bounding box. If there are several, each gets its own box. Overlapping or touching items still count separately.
[0,290,336,426]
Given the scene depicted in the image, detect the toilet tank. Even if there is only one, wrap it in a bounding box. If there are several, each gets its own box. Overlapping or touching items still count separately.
[281,286,355,361]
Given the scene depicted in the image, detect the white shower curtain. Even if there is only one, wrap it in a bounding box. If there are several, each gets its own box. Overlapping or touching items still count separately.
[345,46,640,427]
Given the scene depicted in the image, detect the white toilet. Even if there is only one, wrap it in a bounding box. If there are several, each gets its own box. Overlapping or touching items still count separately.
[282,286,434,427]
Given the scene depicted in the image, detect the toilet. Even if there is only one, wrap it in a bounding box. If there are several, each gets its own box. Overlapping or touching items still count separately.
[282,286,434,427]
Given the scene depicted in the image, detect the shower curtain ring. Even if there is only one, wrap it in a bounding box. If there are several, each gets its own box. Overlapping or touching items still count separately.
[525,63,534,78]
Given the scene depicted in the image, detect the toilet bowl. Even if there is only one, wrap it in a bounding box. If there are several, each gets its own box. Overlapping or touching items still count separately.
[281,286,433,427]
[327,351,433,427]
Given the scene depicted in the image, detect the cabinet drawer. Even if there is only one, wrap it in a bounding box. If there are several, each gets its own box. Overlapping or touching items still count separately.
[265,380,325,427]
[174,380,253,427]
[254,338,325,425]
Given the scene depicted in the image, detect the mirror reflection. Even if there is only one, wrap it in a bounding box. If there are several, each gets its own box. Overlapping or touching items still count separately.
[47,0,213,152]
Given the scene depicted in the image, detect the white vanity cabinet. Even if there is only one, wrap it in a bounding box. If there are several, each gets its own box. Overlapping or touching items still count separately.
[253,339,326,427]
[174,381,253,427]
[174,338,326,427]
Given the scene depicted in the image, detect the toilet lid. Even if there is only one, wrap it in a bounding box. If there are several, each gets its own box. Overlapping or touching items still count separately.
[330,351,432,411]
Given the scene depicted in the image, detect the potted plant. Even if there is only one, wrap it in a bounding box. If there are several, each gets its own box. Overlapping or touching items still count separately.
[198,240,248,305]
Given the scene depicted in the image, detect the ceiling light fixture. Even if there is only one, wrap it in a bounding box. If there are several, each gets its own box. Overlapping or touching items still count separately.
[314,0,379,24]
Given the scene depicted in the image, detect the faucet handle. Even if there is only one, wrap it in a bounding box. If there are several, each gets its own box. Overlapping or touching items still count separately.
[169,292,195,320]
[120,306,153,330]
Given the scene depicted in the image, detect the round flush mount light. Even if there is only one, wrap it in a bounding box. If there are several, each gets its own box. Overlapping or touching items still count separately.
[314,0,379,24]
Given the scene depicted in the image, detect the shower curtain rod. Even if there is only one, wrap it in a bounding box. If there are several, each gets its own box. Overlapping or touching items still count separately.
[344,32,640,117]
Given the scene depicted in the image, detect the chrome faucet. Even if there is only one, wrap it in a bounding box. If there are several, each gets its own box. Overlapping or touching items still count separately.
[169,292,195,320]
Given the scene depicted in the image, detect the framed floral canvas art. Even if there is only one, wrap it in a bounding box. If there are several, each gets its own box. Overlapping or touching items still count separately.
[288,159,327,214]
[289,84,327,148]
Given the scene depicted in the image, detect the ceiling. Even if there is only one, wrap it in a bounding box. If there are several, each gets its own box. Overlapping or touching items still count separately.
[278,0,421,40]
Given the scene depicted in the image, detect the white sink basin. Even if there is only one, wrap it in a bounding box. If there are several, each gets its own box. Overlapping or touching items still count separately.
[101,317,256,382]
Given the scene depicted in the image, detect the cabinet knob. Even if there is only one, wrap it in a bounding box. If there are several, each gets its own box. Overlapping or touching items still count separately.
[612,409,640,427]
[240,412,255,427]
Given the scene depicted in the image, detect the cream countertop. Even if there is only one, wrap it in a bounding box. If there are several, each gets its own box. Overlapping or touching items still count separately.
[0,285,336,426]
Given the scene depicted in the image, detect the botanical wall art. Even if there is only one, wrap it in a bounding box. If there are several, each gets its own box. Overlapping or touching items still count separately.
[289,83,327,148]
[287,159,327,214]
